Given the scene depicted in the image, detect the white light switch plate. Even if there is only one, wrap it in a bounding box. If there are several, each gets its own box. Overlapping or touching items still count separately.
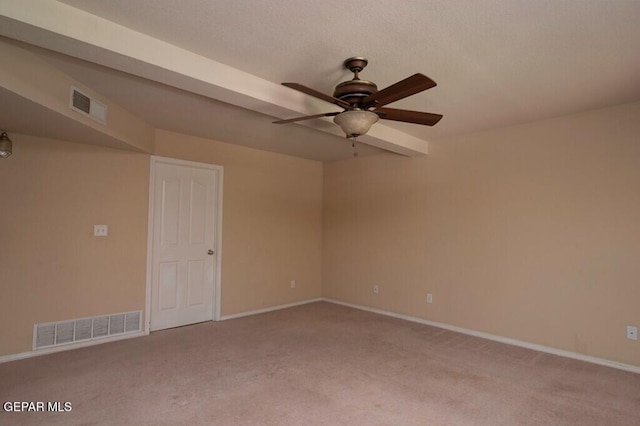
[94,225,108,237]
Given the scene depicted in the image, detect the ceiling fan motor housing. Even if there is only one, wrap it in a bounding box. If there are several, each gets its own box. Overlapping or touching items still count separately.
[333,80,378,106]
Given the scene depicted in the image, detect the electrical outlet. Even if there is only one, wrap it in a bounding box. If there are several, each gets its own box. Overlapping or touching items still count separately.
[627,325,638,341]
[426,293,433,304]
[373,284,379,295]
[290,280,296,289]
[94,225,108,237]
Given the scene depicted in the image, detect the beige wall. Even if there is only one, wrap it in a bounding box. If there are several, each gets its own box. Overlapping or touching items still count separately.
[323,101,640,366]
[1,39,324,356]
[0,134,149,356]
[154,130,323,316]
[1,129,324,356]
[2,101,637,367]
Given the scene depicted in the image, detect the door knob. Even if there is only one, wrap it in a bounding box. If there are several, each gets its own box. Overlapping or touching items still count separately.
[207,249,214,255]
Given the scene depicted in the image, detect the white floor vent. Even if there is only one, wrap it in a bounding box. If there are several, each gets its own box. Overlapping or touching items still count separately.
[33,311,141,350]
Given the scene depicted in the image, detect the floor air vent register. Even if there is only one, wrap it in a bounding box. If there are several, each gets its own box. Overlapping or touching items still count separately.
[33,311,142,350]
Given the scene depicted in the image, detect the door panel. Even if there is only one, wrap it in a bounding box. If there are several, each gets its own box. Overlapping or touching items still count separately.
[159,261,178,310]
[187,260,206,307]
[151,161,218,331]
[189,179,207,244]
[160,178,180,246]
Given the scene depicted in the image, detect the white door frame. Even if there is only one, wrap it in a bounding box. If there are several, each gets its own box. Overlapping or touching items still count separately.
[144,155,224,334]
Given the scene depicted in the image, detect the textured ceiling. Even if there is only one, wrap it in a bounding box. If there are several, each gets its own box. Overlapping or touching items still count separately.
[1,0,639,160]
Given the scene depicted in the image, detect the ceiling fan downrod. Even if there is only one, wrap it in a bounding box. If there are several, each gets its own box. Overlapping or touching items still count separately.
[344,56,368,80]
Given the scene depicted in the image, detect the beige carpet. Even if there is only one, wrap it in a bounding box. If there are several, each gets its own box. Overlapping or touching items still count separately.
[1,302,639,425]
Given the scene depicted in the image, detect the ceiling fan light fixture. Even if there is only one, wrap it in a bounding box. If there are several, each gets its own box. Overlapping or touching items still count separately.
[0,131,12,158]
[333,110,379,138]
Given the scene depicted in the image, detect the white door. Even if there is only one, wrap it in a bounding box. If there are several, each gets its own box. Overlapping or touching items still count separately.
[149,158,221,331]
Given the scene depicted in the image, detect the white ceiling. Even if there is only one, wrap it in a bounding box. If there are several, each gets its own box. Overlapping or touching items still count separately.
[1,0,639,161]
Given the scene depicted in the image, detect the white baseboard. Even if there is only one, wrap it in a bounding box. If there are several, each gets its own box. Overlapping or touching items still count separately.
[219,298,324,321]
[1,298,321,363]
[0,331,147,364]
[4,299,637,375]
[323,298,640,374]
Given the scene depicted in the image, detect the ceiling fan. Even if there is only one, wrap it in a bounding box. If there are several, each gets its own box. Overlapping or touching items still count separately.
[273,57,442,139]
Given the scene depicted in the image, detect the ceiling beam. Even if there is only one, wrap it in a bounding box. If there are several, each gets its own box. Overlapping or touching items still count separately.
[0,0,428,156]
[0,38,154,153]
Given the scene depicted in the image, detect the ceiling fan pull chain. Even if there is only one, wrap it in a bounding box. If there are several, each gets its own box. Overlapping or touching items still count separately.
[351,137,359,157]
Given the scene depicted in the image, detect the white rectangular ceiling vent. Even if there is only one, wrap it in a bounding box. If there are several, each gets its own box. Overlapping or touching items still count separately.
[70,86,107,125]
[33,310,141,350]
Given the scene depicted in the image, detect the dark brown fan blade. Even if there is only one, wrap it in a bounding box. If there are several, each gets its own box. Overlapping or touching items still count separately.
[363,74,437,108]
[375,107,443,126]
[273,112,340,124]
[282,83,350,109]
